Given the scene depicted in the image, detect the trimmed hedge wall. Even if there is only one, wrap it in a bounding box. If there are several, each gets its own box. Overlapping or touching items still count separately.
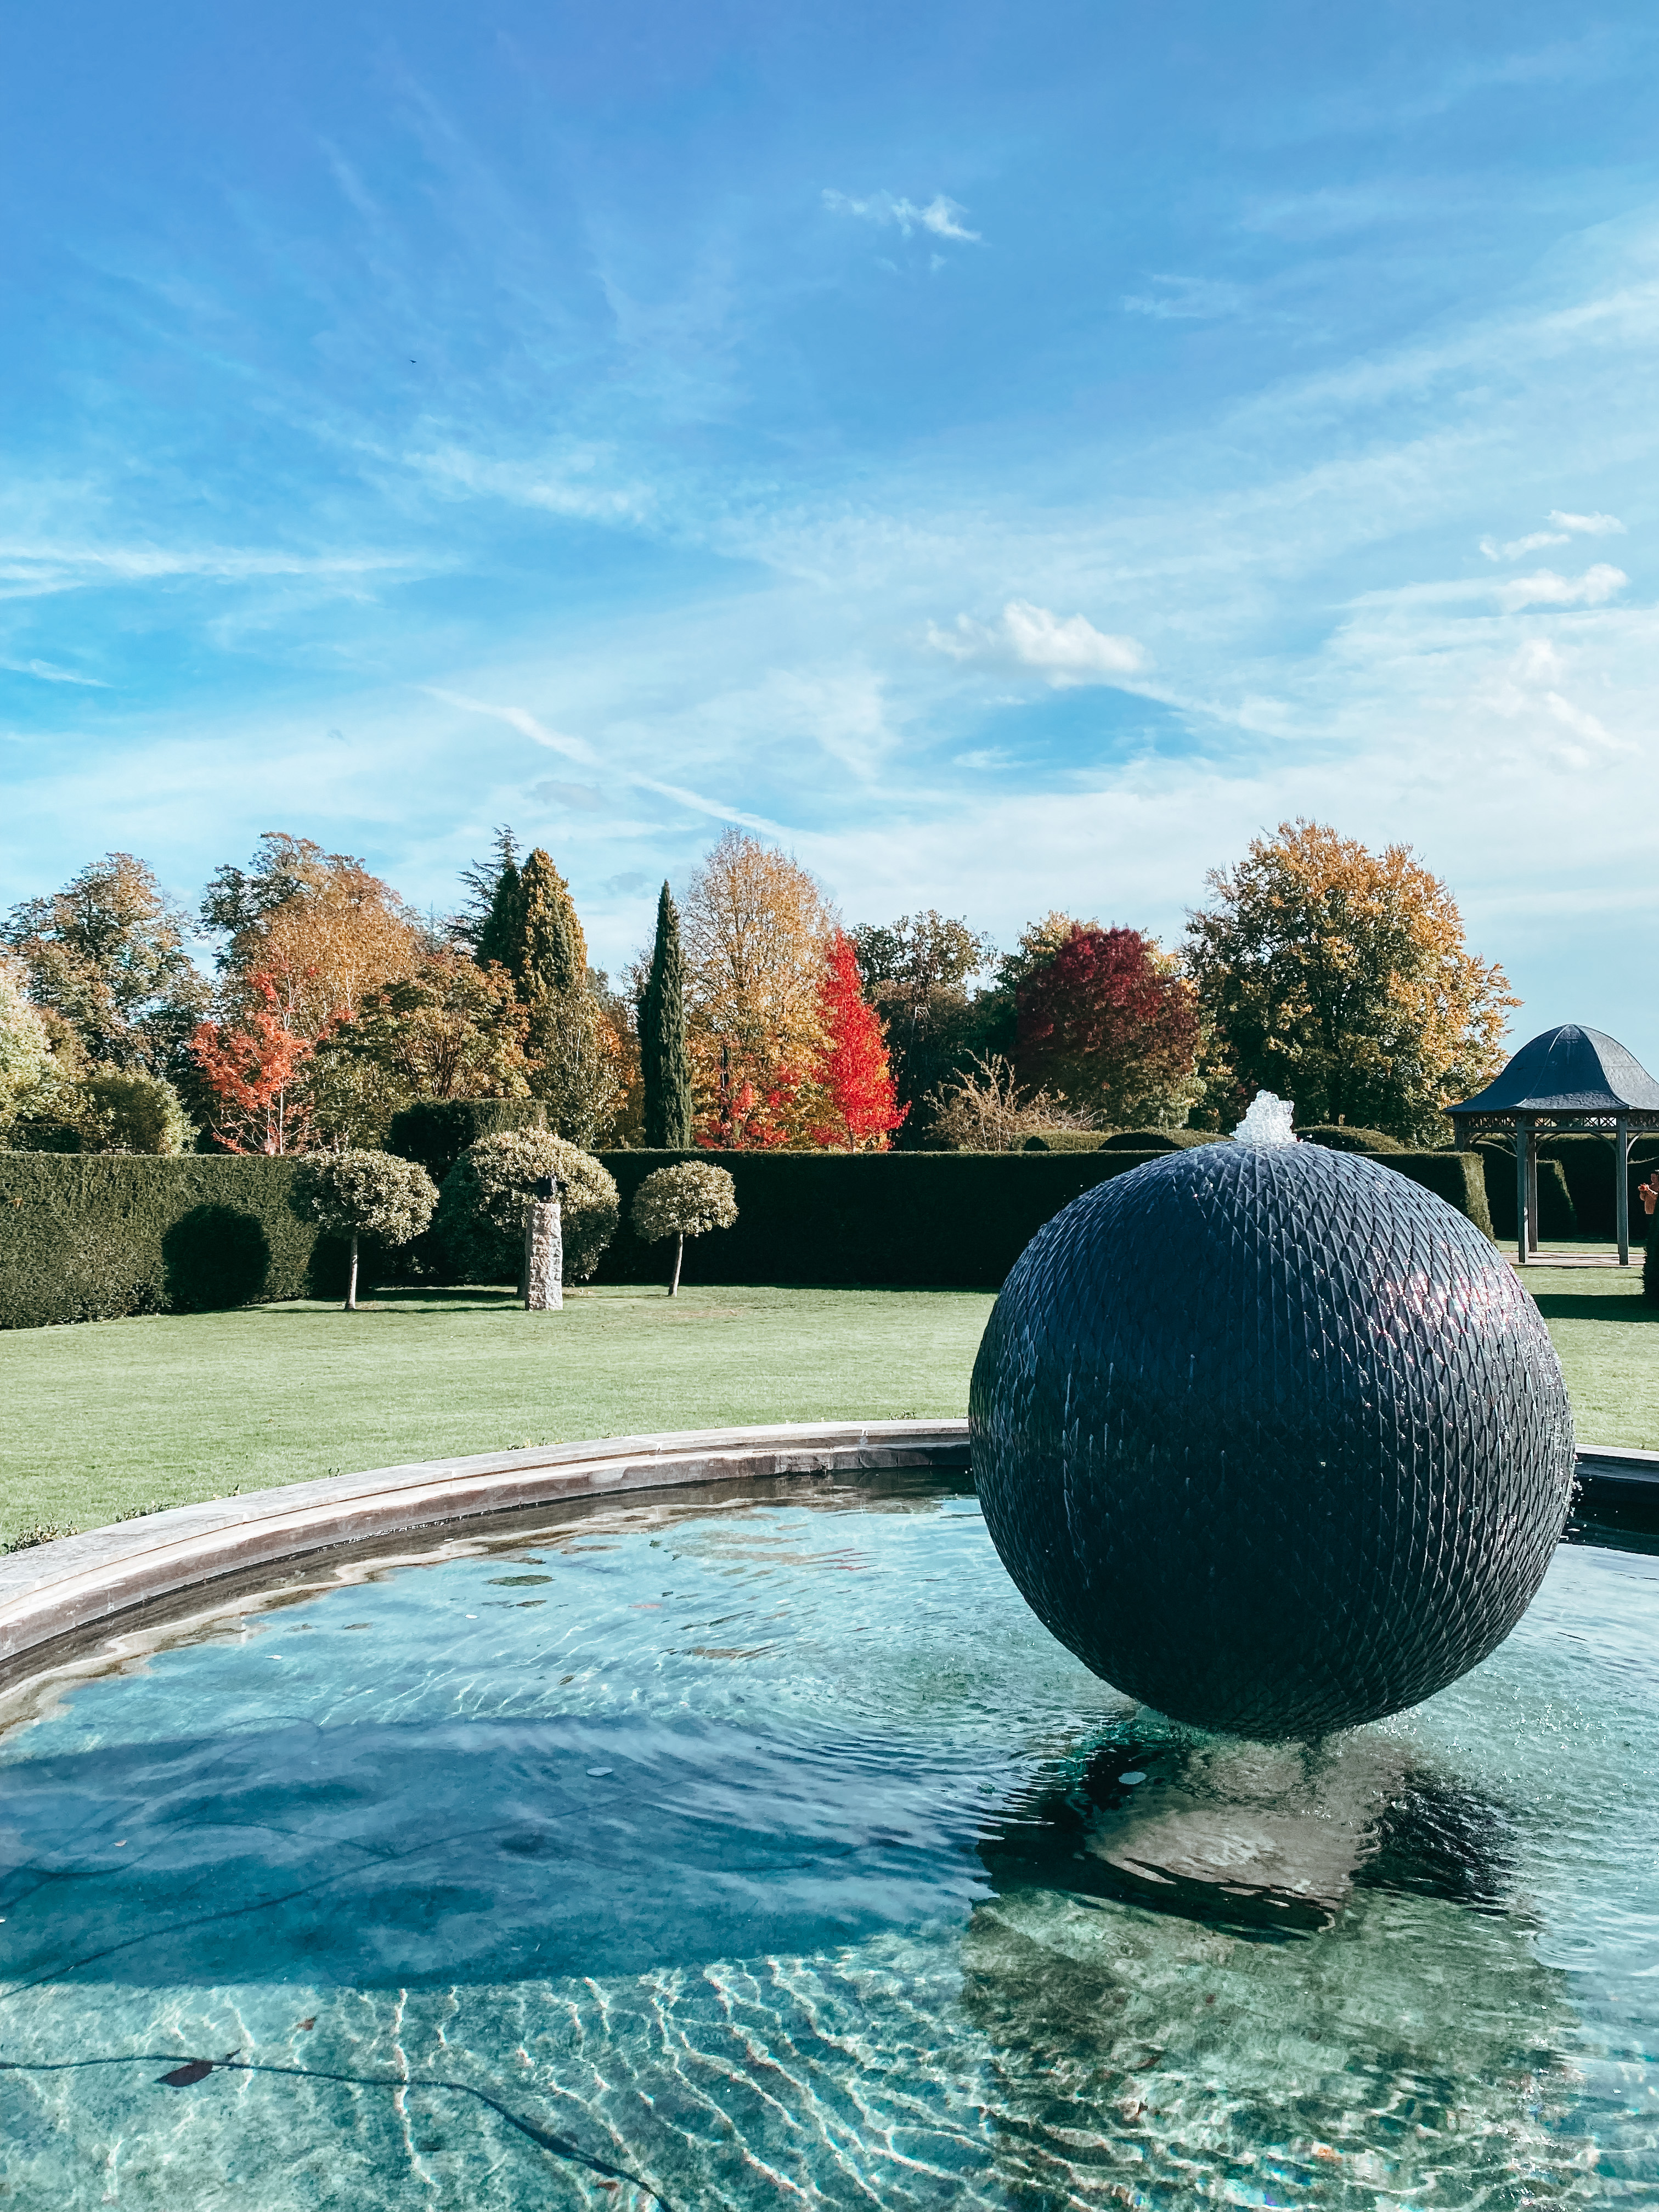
[1475,1145,1577,1243]
[1,1138,1500,1325]
[0,1154,329,1328]
[589,1144,1494,1289]
[387,1098,548,1188]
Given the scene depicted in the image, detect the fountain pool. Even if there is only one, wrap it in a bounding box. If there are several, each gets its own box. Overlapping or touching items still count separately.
[2,1470,1656,2208]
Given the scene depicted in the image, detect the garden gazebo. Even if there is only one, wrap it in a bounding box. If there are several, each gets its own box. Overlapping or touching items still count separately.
[1448,1024,1659,1267]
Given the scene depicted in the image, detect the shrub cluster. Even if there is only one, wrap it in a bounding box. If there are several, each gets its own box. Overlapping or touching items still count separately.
[433,1130,620,1284]
[1297,1126,1404,1154]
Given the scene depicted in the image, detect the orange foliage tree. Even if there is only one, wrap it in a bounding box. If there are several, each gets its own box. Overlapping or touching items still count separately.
[811,933,907,1150]
[189,975,318,1153]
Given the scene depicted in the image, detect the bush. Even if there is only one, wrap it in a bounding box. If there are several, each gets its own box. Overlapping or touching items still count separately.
[1385,1150,1494,1241]
[386,1097,548,1188]
[0,1154,323,1327]
[1021,1131,1109,1152]
[1645,1225,1659,1303]
[1297,1125,1405,1154]
[435,1130,619,1284]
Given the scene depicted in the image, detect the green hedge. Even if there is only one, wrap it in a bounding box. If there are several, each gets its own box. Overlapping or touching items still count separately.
[589,1143,1494,1288]
[1,1138,1501,1325]
[1475,1144,1576,1242]
[1299,1126,1404,1154]
[387,1098,548,1188]
[0,1154,335,1328]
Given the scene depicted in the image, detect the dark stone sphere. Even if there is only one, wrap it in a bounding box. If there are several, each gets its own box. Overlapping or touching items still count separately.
[970,1144,1575,1739]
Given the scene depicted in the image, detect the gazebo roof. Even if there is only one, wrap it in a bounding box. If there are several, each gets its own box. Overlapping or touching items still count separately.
[1449,1024,1659,1120]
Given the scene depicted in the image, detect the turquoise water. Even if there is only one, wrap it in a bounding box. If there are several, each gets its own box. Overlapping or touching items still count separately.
[1,1475,1656,2208]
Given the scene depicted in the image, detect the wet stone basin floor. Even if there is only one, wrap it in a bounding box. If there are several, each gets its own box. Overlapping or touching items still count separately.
[1,1471,1656,2209]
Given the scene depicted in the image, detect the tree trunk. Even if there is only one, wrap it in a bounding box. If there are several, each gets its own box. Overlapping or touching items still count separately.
[345,1230,359,1313]
[669,1233,684,1297]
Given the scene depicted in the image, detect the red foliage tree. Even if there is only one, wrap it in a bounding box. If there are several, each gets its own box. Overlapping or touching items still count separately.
[189,973,318,1153]
[695,1056,803,1149]
[810,932,907,1150]
[1017,924,1200,1125]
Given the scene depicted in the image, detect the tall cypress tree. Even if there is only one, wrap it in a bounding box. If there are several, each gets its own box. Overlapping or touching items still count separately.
[512,849,588,999]
[640,879,693,1148]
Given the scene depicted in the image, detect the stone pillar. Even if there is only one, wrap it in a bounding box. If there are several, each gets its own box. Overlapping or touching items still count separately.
[524,1178,564,1311]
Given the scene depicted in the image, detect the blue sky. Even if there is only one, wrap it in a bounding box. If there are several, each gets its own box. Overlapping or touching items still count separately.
[4,1,1657,1063]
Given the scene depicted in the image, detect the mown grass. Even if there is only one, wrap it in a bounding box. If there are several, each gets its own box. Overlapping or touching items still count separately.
[0,1285,994,1539]
[2,1264,1652,1544]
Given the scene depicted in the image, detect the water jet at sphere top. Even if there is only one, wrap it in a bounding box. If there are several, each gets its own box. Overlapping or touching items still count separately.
[969,1105,1576,1739]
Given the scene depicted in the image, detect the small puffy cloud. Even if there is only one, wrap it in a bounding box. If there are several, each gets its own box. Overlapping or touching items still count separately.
[1121,275,1245,321]
[1548,509,1626,536]
[529,777,604,811]
[822,189,981,243]
[1494,563,1627,613]
[928,600,1146,687]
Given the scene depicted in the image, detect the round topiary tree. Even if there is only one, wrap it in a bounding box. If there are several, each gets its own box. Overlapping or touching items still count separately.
[435,1130,619,1287]
[293,1149,439,1312]
[631,1162,738,1295]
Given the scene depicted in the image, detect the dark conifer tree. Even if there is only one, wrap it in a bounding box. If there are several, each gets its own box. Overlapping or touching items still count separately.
[640,880,693,1148]
[464,827,522,969]
[512,849,588,1000]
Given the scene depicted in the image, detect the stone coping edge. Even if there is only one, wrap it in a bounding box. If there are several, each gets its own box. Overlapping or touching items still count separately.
[0,1420,972,1681]
[1,1425,1645,1688]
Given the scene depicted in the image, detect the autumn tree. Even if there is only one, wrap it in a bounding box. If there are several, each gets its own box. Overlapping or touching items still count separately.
[200,832,421,1043]
[851,911,996,1141]
[189,974,318,1153]
[326,951,530,1102]
[811,933,907,1150]
[1185,820,1517,1142]
[4,853,210,1080]
[681,830,836,1147]
[1018,924,1203,1128]
[639,881,693,1148]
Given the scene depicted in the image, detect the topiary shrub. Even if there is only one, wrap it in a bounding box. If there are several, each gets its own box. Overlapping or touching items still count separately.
[1100,1128,1224,1150]
[291,1150,439,1311]
[1298,1126,1405,1154]
[631,1162,738,1294]
[436,1130,618,1285]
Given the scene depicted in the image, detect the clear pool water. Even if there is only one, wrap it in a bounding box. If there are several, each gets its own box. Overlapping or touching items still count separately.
[2,1473,1656,2208]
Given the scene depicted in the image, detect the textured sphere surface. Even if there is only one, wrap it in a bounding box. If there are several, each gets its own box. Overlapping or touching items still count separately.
[970,1145,1575,1739]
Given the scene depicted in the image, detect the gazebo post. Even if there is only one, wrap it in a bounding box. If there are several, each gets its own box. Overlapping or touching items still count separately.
[1617,1113,1631,1266]
[1515,1118,1529,1266]
[1527,1124,1540,1256]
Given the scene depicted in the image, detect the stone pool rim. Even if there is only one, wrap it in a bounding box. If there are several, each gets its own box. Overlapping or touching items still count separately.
[1,1422,1650,1692]
[0,1419,971,1688]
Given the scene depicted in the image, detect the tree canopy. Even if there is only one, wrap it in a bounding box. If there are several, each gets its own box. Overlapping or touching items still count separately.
[1017,923,1202,1128]
[639,880,693,1148]
[1185,819,1516,1141]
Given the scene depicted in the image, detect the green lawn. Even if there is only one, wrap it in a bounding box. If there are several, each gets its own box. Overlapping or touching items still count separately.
[1,1267,1653,1545]
[0,1285,995,1541]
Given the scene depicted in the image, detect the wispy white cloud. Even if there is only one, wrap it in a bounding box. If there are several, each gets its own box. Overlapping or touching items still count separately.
[1121,275,1245,321]
[1495,562,1627,612]
[423,686,597,763]
[928,600,1146,687]
[1547,508,1626,536]
[1481,509,1626,559]
[0,657,109,686]
[822,189,981,243]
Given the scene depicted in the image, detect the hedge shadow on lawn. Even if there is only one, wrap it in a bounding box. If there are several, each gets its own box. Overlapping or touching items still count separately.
[161,1206,273,1312]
